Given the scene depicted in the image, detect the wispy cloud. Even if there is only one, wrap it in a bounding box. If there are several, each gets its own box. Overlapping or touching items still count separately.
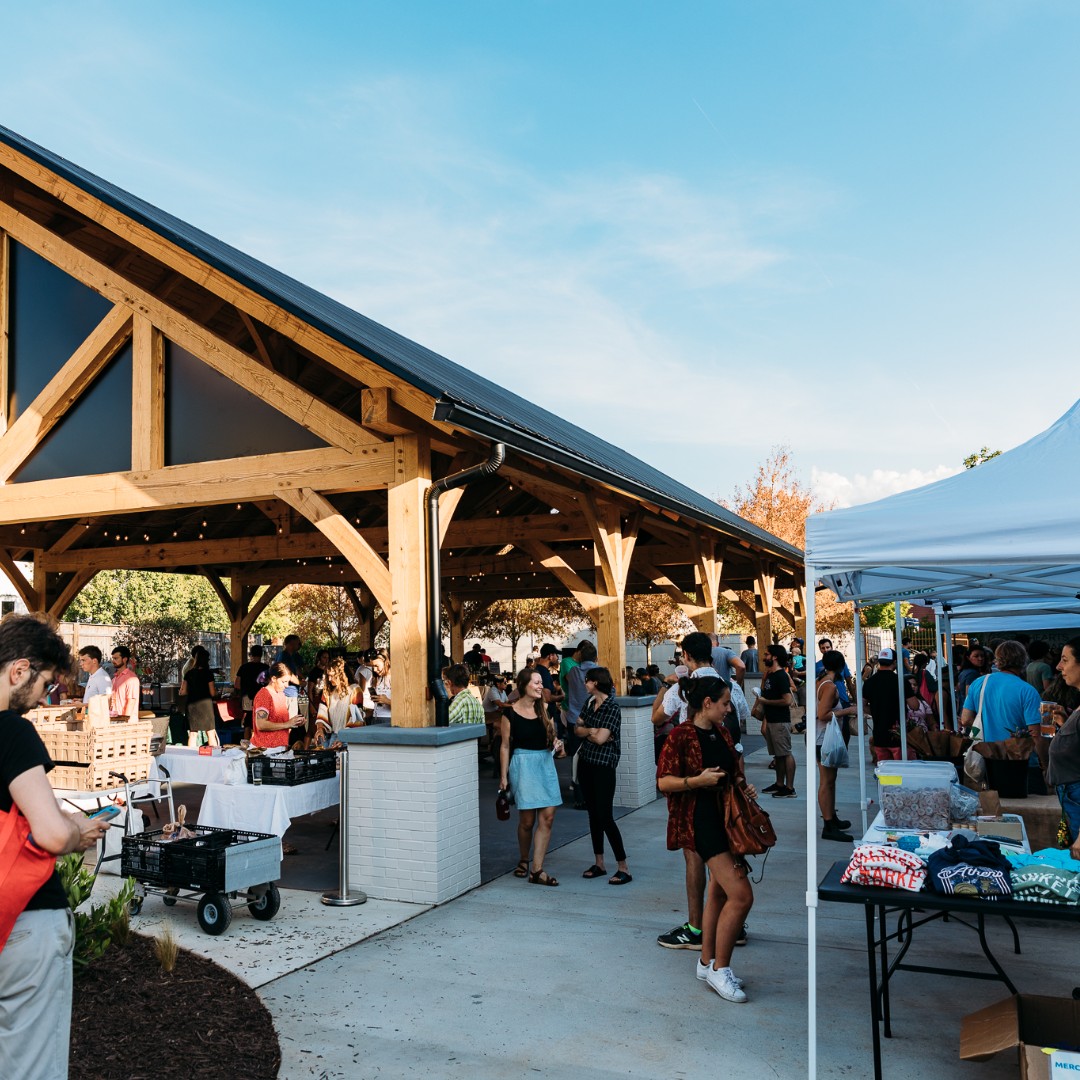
[811,464,961,509]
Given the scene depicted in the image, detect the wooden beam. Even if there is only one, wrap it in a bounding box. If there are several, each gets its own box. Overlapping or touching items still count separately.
[388,434,432,726]
[200,569,238,621]
[237,310,272,366]
[0,230,8,436]
[0,304,132,482]
[46,570,94,620]
[277,487,391,613]
[131,315,164,471]
[47,522,90,556]
[39,511,592,574]
[518,539,598,611]
[361,387,415,436]
[0,163,443,433]
[252,499,290,536]
[0,445,393,526]
[0,202,384,459]
[0,550,38,610]
[240,583,286,635]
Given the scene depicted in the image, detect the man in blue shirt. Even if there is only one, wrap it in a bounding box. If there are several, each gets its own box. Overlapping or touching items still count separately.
[961,639,1041,742]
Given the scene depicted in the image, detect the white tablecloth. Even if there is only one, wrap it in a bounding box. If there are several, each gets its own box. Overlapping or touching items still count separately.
[150,748,239,786]
[197,777,339,837]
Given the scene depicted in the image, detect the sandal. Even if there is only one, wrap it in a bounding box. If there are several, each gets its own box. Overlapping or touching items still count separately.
[528,869,559,887]
[582,864,606,879]
[608,871,633,885]
[513,860,529,878]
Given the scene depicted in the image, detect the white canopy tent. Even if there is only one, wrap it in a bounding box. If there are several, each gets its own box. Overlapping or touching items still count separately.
[800,399,1080,1078]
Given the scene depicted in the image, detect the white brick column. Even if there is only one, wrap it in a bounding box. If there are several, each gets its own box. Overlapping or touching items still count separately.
[337,725,484,904]
[612,697,659,809]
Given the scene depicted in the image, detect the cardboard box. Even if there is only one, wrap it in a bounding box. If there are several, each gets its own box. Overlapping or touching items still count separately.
[960,995,1080,1079]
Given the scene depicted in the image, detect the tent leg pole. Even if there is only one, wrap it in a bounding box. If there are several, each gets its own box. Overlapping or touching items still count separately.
[940,611,955,731]
[895,601,907,759]
[805,564,819,1080]
[853,606,869,836]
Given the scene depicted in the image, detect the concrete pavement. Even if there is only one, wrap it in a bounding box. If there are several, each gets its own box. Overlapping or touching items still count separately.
[252,746,1061,1079]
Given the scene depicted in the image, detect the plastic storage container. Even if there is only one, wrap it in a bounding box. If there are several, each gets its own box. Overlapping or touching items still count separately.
[876,761,957,830]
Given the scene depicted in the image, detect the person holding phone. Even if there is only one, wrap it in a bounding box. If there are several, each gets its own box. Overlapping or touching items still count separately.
[656,675,756,1004]
[250,662,304,749]
[0,615,112,1080]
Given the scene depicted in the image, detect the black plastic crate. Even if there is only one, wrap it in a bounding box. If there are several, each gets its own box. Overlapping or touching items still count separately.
[121,825,277,891]
[246,750,337,786]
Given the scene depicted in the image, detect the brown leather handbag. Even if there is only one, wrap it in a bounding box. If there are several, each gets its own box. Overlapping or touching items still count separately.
[723,778,777,856]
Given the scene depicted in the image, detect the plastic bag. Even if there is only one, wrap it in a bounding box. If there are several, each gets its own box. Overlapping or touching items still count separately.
[963,744,987,789]
[949,781,980,821]
[820,716,849,769]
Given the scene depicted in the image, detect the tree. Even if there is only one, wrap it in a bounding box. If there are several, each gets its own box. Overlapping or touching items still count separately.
[114,615,198,685]
[962,446,1002,469]
[283,585,367,650]
[725,446,853,639]
[861,602,911,631]
[64,570,228,632]
[623,594,692,663]
[471,597,586,673]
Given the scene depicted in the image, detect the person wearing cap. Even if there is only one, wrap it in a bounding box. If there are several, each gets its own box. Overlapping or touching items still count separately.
[862,648,904,762]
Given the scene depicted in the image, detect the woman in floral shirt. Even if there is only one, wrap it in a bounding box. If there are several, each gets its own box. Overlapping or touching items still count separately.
[656,676,757,1004]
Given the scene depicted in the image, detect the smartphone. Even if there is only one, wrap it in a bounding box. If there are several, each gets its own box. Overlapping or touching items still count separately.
[87,805,122,821]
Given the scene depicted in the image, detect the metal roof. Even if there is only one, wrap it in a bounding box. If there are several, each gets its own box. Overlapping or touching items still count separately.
[0,123,802,565]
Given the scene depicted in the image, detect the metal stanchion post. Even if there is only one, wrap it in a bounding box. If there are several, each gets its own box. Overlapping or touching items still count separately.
[322,748,367,907]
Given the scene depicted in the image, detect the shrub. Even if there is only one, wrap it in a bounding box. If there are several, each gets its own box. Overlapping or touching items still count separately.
[57,853,136,975]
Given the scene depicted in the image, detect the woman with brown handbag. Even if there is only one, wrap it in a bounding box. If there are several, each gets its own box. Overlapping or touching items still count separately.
[656,676,757,1004]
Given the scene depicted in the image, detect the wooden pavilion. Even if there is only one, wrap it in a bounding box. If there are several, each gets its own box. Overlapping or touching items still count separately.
[0,124,803,726]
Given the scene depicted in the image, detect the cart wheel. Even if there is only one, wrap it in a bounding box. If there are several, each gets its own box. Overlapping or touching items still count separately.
[196,892,233,935]
[163,886,179,907]
[247,883,281,921]
[129,897,143,916]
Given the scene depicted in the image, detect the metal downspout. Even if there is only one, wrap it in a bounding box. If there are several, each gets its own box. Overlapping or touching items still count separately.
[424,443,506,726]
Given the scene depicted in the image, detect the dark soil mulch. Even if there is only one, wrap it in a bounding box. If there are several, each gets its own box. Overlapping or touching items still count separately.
[70,934,280,1079]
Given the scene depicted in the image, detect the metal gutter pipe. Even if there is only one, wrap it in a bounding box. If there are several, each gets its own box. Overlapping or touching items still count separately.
[424,442,506,726]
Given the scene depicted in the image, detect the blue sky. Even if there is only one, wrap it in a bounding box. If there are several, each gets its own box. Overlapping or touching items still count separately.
[2,1,1078,507]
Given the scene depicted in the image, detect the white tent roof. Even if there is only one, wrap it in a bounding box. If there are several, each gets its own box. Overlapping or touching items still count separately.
[805,400,1080,605]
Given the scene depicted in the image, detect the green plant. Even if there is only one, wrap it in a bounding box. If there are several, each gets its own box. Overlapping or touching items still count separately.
[56,853,136,975]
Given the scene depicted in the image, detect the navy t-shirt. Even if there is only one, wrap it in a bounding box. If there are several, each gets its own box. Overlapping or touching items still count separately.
[537,666,560,722]
[0,710,67,910]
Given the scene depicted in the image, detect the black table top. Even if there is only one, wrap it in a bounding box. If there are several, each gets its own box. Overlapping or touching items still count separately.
[818,860,1080,923]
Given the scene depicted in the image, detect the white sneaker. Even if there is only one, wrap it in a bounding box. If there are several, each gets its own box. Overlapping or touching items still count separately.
[706,965,748,1003]
[697,960,744,988]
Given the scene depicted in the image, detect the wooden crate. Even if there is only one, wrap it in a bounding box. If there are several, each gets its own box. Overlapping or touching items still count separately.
[41,718,154,791]
[50,756,152,791]
[26,705,83,729]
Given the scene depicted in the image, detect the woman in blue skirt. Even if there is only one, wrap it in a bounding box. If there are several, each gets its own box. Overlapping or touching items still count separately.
[500,668,564,885]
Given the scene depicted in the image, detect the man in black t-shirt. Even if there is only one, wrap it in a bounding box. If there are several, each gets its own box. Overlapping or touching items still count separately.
[0,615,111,1078]
[863,648,902,761]
[234,644,270,738]
[759,644,797,798]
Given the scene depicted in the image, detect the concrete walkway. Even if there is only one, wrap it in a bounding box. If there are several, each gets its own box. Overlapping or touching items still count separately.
[246,747,1065,1079]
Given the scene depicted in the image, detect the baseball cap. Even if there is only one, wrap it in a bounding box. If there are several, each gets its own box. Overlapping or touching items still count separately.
[878,648,895,661]
[539,643,560,658]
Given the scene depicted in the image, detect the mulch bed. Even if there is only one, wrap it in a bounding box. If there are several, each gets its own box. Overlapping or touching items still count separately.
[70,934,280,1079]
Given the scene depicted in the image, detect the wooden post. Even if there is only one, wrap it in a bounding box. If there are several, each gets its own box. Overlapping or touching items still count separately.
[387,434,431,727]
[593,593,626,693]
[0,229,8,437]
[446,593,465,662]
[229,574,245,678]
[754,561,776,646]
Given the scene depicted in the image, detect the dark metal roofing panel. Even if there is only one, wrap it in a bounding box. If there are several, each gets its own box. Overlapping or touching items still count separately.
[0,123,801,563]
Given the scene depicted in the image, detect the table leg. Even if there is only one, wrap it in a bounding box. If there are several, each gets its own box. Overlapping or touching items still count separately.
[879,904,892,1038]
[865,904,884,1080]
[976,914,1019,994]
[1004,914,1022,955]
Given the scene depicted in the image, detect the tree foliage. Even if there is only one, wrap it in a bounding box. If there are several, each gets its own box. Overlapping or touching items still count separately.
[283,585,368,650]
[861,602,911,632]
[724,445,853,639]
[962,446,1002,470]
[470,597,587,673]
[64,570,229,631]
[622,593,692,663]
[114,615,198,684]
